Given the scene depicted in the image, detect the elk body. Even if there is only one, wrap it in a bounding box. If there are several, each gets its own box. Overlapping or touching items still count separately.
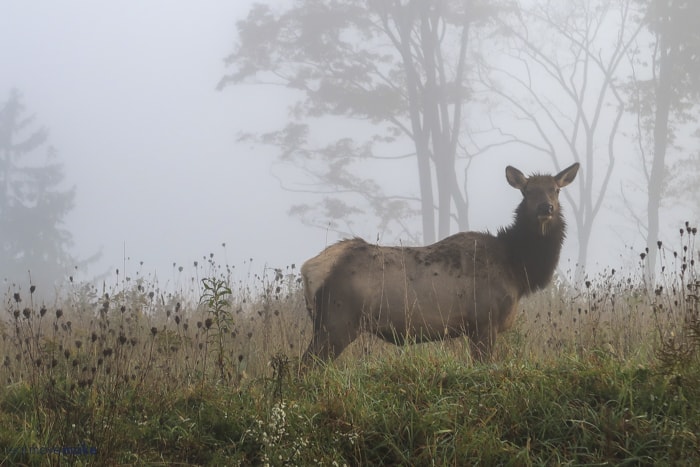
[301,163,579,363]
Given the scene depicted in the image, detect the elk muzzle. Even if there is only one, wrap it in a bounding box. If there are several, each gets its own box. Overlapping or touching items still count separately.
[537,203,554,217]
[537,203,555,235]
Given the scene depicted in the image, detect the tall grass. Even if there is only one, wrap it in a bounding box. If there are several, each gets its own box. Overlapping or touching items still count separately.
[0,225,698,464]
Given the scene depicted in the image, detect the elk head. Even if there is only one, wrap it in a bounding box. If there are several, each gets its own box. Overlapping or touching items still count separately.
[506,163,579,236]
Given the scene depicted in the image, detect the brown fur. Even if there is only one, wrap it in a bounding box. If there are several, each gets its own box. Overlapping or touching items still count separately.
[301,163,580,363]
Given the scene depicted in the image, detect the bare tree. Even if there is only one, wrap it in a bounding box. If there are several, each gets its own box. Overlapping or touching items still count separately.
[219,1,508,244]
[478,0,643,278]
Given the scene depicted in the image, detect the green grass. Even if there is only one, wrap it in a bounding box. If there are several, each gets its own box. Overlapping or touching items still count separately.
[1,346,697,465]
[1,228,699,465]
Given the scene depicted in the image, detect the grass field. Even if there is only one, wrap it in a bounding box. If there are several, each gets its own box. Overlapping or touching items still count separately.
[1,228,699,465]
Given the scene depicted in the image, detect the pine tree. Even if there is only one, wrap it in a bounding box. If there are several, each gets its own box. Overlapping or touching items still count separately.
[0,89,77,287]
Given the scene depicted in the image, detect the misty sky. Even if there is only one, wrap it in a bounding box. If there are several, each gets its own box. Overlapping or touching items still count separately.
[0,1,332,286]
[1,2,695,291]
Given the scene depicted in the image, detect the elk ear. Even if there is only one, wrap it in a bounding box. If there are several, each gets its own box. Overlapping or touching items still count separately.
[505,166,527,190]
[555,162,580,188]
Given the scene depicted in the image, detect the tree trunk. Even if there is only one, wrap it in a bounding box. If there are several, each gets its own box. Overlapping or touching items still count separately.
[417,144,436,244]
[576,219,591,282]
[452,168,469,231]
[396,7,436,244]
[646,38,672,285]
[419,7,451,242]
[574,134,596,284]
[446,17,470,234]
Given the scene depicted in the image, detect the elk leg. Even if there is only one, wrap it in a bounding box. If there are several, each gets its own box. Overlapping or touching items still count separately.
[469,328,496,363]
[301,332,331,364]
[302,303,360,364]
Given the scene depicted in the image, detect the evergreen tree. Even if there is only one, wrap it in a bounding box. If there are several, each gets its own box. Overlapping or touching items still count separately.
[0,89,77,287]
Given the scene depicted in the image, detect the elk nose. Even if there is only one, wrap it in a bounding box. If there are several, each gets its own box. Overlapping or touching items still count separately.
[537,203,554,216]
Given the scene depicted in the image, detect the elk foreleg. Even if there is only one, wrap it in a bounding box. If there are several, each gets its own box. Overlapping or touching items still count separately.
[468,327,496,363]
[301,295,360,365]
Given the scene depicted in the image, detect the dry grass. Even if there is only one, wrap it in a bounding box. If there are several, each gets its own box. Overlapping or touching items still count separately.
[2,228,696,386]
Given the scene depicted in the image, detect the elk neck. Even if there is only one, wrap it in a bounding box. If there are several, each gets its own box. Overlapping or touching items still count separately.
[496,201,566,296]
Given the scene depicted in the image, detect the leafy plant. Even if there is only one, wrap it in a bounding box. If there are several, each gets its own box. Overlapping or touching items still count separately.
[199,277,234,384]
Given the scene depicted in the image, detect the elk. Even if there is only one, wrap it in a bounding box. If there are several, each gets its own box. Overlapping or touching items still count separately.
[300,163,579,363]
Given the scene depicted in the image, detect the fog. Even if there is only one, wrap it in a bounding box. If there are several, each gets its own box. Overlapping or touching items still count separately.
[1,2,697,292]
[1,1,329,287]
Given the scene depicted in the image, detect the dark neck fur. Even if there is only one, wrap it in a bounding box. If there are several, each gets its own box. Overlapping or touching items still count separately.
[497,202,566,296]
